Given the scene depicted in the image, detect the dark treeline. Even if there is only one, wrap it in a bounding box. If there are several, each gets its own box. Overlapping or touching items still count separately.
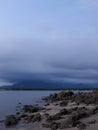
[0,87,98,91]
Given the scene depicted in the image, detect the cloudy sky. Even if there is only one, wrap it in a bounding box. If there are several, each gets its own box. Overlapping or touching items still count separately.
[0,0,98,86]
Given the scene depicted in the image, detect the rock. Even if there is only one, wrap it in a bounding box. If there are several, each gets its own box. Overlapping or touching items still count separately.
[58,108,68,115]
[93,90,98,97]
[44,113,49,117]
[35,104,39,106]
[60,107,90,129]
[46,113,61,122]
[23,115,34,123]
[60,101,68,107]
[77,122,86,130]
[92,106,98,114]
[50,122,60,130]
[42,123,50,128]
[54,103,59,106]
[43,91,74,102]
[45,103,50,106]
[44,91,98,105]
[68,107,78,113]
[32,113,41,122]
[16,112,20,115]
[23,105,39,113]
[60,118,79,129]
[23,113,41,123]
[20,114,28,118]
[46,108,51,111]
[56,91,74,101]
[4,115,18,127]
[0,120,4,123]
[16,105,21,109]
[76,107,89,119]
[42,122,60,130]
[72,91,98,105]
[88,120,96,124]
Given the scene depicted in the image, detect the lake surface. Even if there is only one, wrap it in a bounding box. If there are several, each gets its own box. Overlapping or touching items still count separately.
[0,90,59,120]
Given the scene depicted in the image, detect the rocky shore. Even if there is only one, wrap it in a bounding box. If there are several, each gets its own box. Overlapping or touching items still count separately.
[1,90,98,130]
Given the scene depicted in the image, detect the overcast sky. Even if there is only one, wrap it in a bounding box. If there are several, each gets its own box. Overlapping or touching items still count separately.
[0,0,98,86]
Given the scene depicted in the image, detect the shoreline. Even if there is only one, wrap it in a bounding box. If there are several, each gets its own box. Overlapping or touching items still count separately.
[0,90,98,130]
[0,88,97,91]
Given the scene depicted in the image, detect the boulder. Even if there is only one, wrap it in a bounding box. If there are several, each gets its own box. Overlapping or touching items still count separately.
[23,105,39,113]
[60,101,68,107]
[4,115,18,127]
[58,108,68,115]
[42,122,60,130]
[77,122,86,130]
[23,115,34,123]
[88,120,96,124]
[46,113,61,122]
[32,113,41,122]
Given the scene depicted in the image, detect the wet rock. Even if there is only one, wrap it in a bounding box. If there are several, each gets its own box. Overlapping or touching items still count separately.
[0,120,4,123]
[23,105,39,113]
[23,115,34,123]
[45,103,50,106]
[20,114,28,118]
[16,105,21,109]
[16,112,20,115]
[23,113,41,123]
[4,115,18,127]
[35,103,39,106]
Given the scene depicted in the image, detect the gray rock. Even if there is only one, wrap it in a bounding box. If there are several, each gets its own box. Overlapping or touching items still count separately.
[77,123,86,130]
[23,105,39,113]
[4,115,18,127]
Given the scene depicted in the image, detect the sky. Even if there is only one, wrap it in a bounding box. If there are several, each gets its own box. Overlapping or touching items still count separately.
[0,0,98,86]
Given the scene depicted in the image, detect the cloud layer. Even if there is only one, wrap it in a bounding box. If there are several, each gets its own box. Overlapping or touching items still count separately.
[0,0,98,85]
[0,38,98,84]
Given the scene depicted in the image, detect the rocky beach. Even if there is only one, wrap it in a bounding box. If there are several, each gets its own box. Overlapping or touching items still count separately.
[0,90,98,130]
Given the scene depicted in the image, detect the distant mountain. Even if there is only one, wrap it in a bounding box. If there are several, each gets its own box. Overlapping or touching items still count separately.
[1,79,98,90]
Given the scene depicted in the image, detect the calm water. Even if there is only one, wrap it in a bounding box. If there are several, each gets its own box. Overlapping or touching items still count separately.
[0,90,59,120]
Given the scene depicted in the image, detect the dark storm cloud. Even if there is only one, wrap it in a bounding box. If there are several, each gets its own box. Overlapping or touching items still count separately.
[0,0,98,85]
[0,37,98,85]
